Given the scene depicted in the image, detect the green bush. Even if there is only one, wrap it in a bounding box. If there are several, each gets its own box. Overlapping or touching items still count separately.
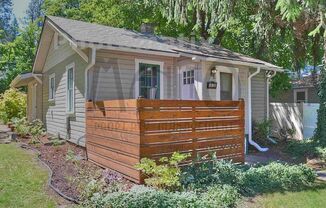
[0,88,26,124]
[135,152,190,190]
[182,159,316,196]
[29,119,45,143]
[87,185,239,208]
[11,117,30,137]
[252,119,272,146]
[241,162,316,195]
[286,140,326,161]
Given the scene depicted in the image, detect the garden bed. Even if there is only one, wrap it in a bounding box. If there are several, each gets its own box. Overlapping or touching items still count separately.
[18,135,134,202]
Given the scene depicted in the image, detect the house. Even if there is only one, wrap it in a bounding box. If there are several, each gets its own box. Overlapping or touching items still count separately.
[11,16,282,149]
[270,74,320,103]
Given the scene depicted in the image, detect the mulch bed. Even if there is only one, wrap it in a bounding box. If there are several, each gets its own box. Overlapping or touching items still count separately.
[18,135,134,201]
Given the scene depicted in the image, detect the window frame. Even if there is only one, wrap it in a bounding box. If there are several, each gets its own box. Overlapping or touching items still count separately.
[215,66,239,101]
[294,88,308,103]
[66,63,75,114]
[48,73,56,101]
[135,59,164,99]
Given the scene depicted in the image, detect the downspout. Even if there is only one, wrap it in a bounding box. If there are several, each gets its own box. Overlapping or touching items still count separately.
[266,71,277,120]
[248,67,269,152]
[85,48,96,100]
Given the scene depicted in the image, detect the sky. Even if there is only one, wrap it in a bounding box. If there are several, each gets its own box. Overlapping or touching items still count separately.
[12,0,30,25]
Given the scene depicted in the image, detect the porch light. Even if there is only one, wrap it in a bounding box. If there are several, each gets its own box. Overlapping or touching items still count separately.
[210,67,217,77]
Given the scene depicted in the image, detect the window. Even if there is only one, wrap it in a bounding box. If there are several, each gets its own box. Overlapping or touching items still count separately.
[135,59,164,99]
[294,89,307,103]
[220,72,233,100]
[49,74,55,100]
[66,63,75,113]
[183,70,194,85]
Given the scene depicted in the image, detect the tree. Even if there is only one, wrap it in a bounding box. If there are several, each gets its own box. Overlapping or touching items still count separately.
[0,21,41,93]
[0,0,15,42]
[26,0,45,23]
[277,0,326,146]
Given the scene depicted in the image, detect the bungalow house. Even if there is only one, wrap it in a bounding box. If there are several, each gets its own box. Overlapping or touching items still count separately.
[11,16,282,151]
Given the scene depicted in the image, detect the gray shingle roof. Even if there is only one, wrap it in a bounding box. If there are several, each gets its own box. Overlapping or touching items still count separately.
[47,16,281,69]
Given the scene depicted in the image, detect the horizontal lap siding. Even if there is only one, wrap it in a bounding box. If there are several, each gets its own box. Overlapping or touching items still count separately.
[90,50,176,101]
[251,71,267,121]
[43,43,87,146]
[86,99,245,183]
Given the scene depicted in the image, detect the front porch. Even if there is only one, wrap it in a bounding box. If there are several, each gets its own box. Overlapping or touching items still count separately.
[85,99,245,183]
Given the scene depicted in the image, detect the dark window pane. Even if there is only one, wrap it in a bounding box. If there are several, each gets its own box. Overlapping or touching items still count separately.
[220,72,232,100]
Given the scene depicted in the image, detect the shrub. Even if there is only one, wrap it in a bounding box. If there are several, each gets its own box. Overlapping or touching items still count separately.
[241,162,316,195]
[87,185,239,208]
[0,88,26,124]
[252,119,272,146]
[135,152,190,190]
[182,158,316,196]
[286,139,326,161]
[29,119,45,143]
[201,185,239,208]
[11,117,30,137]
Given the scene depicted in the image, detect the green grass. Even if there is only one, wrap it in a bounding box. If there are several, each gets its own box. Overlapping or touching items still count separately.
[0,144,56,208]
[252,183,326,208]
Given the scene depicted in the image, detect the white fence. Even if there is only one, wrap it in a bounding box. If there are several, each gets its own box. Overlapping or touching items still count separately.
[270,103,320,140]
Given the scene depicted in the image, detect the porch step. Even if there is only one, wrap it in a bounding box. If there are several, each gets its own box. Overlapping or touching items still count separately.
[0,125,14,144]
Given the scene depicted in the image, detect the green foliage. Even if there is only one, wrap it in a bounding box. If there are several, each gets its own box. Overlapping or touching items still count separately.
[29,119,45,142]
[135,152,190,190]
[253,119,272,146]
[11,117,30,137]
[182,158,315,196]
[65,148,77,161]
[286,139,326,162]
[0,88,26,124]
[0,20,41,93]
[270,72,292,98]
[88,185,239,208]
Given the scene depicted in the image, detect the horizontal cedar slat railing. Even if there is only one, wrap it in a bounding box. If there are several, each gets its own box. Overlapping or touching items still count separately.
[86,99,245,183]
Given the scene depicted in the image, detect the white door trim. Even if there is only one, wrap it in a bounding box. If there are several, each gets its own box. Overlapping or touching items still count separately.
[32,83,37,120]
[135,59,164,99]
[215,66,239,100]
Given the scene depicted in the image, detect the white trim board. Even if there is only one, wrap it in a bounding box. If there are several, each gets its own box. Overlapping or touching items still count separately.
[135,59,164,99]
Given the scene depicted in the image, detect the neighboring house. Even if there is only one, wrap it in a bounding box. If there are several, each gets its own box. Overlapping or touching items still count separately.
[270,74,320,103]
[11,16,282,147]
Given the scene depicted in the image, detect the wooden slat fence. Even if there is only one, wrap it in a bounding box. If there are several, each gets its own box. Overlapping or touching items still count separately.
[86,99,245,183]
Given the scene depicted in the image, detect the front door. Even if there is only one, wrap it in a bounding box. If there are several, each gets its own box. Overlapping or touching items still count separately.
[32,83,37,120]
[181,68,196,100]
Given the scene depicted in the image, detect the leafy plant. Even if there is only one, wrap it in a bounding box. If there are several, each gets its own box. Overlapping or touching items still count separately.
[253,119,272,146]
[135,152,190,190]
[11,117,30,137]
[0,89,26,124]
[29,119,45,143]
[66,148,76,162]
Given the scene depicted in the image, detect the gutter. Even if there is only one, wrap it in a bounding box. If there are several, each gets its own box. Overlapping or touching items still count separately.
[85,48,96,100]
[248,67,269,152]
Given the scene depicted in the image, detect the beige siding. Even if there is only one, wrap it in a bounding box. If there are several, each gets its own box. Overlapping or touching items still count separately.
[89,50,177,101]
[26,80,43,122]
[251,70,267,122]
[42,51,87,146]
[43,35,75,72]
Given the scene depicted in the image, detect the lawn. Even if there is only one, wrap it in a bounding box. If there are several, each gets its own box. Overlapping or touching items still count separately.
[0,144,56,208]
[244,183,326,208]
